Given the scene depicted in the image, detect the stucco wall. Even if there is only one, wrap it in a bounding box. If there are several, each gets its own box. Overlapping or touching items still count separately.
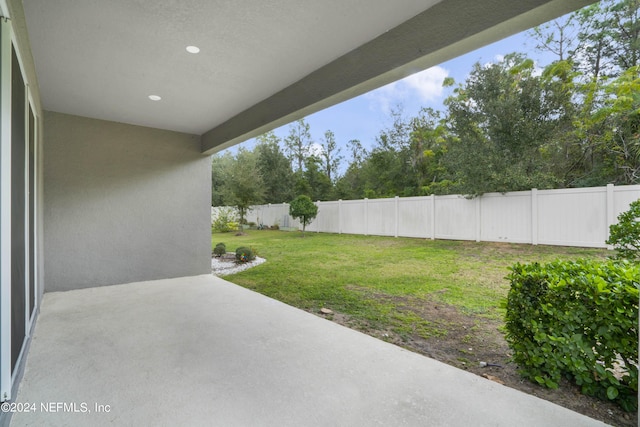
[43,111,211,291]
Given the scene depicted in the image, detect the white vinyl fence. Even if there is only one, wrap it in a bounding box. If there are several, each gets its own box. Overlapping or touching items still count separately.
[213,184,640,248]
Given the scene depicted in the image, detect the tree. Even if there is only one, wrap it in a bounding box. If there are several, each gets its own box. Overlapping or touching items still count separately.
[533,1,640,81]
[360,147,409,197]
[583,66,640,184]
[289,195,318,235]
[355,108,417,198]
[577,0,640,77]
[526,1,640,187]
[572,2,611,80]
[381,107,411,151]
[255,131,295,203]
[319,129,343,182]
[299,156,333,201]
[607,198,640,260]
[346,139,367,166]
[606,0,640,72]
[408,108,452,194]
[569,1,640,186]
[284,119,312,172]
[443,54,563,195]
[334,166,364,200]
[224,148,264,226]
[530,14,578,62]
[211,152,235,206]
[334,139,368,200]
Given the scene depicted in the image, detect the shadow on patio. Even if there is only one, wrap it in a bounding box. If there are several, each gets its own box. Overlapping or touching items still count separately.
[11,275,605,426]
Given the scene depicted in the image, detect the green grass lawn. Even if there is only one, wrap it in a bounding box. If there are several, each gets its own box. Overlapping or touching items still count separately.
[213,230,608,338]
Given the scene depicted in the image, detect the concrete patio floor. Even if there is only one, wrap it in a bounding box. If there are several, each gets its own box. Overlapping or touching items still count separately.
[11,275,606,426]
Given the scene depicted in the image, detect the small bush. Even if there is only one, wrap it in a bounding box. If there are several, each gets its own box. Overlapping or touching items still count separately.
[504,259,639,411]
[235,246,256,263]
[212,207,239,233]
[213,243,226,257]
[607,199,640,261]
[289,195,318,234]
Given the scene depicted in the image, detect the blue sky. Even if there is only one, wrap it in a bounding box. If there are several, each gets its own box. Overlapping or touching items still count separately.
[224,15,562,164]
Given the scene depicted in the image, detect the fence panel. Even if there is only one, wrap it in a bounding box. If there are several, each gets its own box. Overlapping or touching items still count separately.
[341,200,367,235]
[243,203,302,229]
[614,185,640,217]
[367,199,396,236]
[480,191,532,244]
[434,196,477,241]
[537,188,607,248]
[215,184,640,248]
[397,196,432,238]
[313,201,339,233]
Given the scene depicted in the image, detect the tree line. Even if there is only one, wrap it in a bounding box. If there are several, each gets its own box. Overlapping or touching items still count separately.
[212,0,639,211]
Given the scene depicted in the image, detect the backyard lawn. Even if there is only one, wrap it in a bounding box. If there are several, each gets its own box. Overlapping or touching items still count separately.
[213,230,606,332]
[211,230,634,426]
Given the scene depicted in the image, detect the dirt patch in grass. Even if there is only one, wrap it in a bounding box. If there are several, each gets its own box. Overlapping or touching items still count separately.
[319,291,637,427]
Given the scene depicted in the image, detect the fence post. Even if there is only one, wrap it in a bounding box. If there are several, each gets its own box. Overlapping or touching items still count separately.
[364,198,369,236]
[282,202,288,230]
[430,194,435,240]
[475,196,481,242]
[317,201,321,233]
[338,199,342,234]
[266,203,271,228]
[531,189,538,245]
[395,196,399,238]
[606,183,615,248]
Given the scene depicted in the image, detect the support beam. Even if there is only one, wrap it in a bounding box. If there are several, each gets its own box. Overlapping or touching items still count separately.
[201,0,593,154]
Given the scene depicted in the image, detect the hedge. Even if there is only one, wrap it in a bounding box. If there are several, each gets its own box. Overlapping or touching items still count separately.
[235,246,256,263]
[504,259,639,411]
[213,243,226,257]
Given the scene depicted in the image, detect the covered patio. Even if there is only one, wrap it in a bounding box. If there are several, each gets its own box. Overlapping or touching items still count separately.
[1,0,602,425]
[12,275,605,426]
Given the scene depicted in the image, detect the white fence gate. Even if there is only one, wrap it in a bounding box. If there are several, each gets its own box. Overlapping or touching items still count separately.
[213,184,640,248]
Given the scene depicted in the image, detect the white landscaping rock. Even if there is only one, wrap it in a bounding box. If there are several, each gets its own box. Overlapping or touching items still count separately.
[211,255,266,276]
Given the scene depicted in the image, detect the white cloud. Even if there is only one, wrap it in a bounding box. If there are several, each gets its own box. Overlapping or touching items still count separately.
[365,66,449,114]
[403,66,449,102]
[486,54,545,77]
[532,62,544,77]
[364,82,403,115]
[483,54,506,69]
[307,142,323,157]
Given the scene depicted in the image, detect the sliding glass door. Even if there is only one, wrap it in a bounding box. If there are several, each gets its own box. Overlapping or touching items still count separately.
[28,104,35,322]
[10,43,26,375]
[0,13,39,402]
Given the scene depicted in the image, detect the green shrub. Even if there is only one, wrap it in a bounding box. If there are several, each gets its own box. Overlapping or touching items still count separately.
[607,199,640,261]
[289,195,318,234]
[235,246,256,263]
[504,260,639,411]
[212,207,239,233]
[213,243,226,257]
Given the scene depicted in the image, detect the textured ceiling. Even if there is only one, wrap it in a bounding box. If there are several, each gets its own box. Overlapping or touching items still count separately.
[22,0,594,152]
[23,0,436,135]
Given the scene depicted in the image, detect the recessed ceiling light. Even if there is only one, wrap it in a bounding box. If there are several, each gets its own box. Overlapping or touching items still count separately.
[186,45,200,54]
[148,95,162,101]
